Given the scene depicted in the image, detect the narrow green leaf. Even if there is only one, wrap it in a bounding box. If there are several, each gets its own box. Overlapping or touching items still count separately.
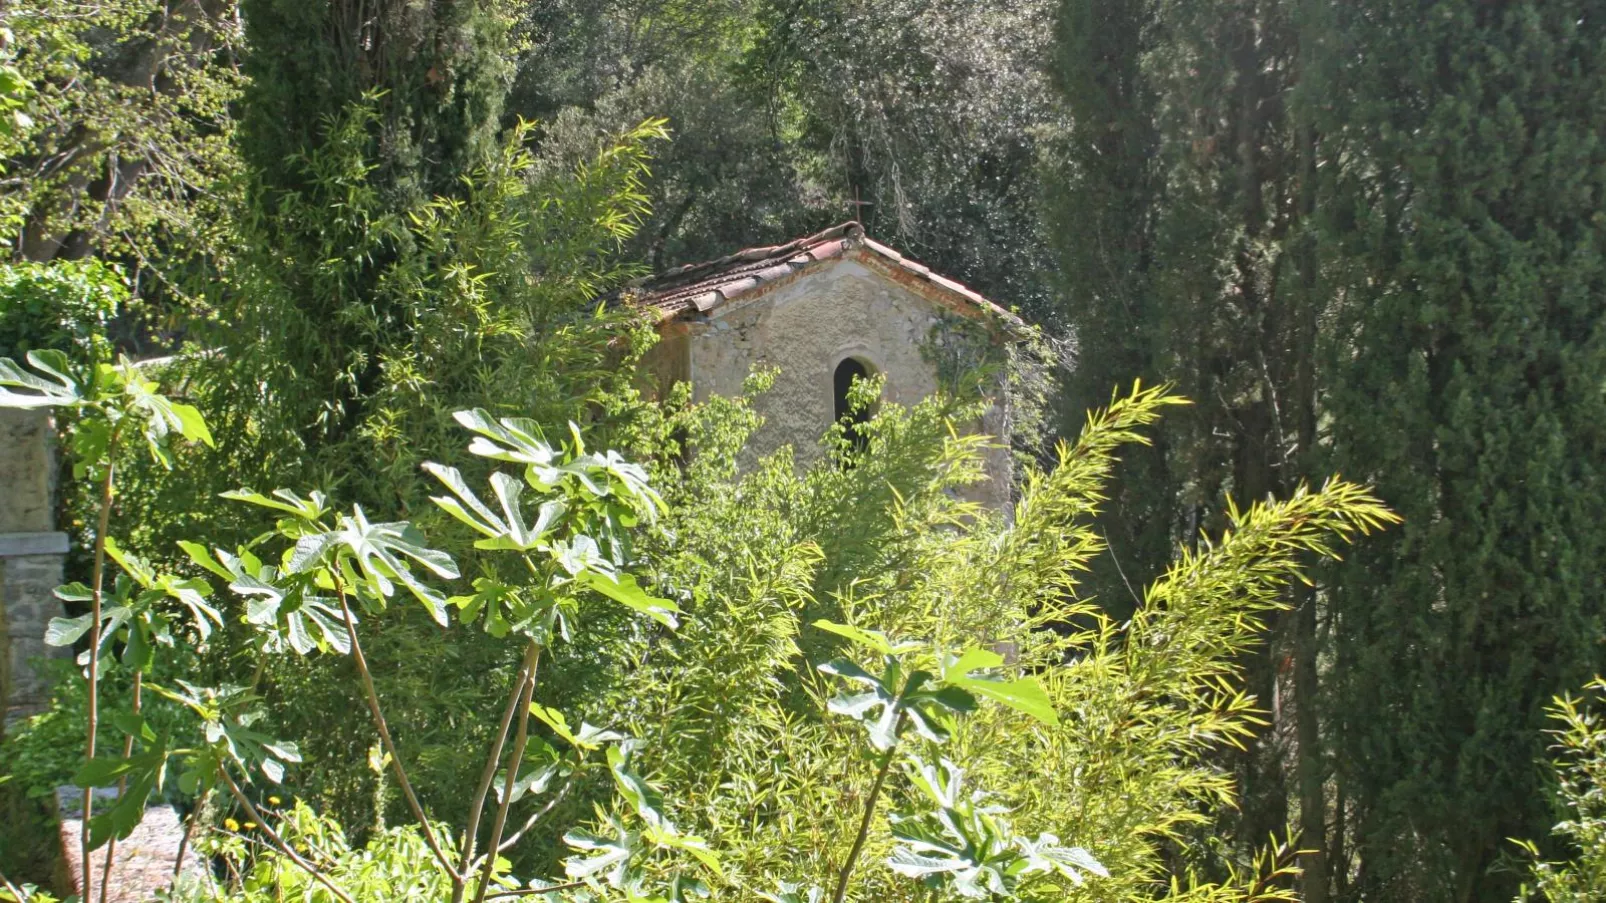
[220,489,328,520]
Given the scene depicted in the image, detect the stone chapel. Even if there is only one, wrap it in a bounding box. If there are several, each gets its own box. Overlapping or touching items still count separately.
[620,221,1024,509]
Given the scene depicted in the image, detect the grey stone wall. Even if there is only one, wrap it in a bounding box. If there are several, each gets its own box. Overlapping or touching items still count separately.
[2,543,68,708]
[0,408,68,713]
[1,407,57,530]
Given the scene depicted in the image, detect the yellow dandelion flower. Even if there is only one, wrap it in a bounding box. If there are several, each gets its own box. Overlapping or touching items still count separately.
[224,817,240,831]
[243,822,257,830]
[268,796,282,805]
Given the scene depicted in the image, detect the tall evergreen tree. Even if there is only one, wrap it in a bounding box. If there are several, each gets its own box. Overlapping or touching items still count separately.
[1044,2,1331,893]
[177,0,667,835]
[239,0,514,206]
[1050,1,1606,900]
[1319,2,1606,900]
[218,0,518,482]
[1041,0,1171,614]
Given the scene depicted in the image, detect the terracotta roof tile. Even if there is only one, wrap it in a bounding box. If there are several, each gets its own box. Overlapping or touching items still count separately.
[863,238,903,261]
[809,239,845,261]
[615,221,1024,335]
[720,276,760,297]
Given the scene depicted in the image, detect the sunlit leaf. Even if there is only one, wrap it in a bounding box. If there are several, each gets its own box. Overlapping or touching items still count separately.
[813,619,921,656]
[220,488,330,521]
[0,350,82,408]
[940,648,1058,726]
[530,704,623,750]
[578,571,679,628]
[564,814,638,887]
[495,760,563,806]
[608,740,667,829]
[331,507,458,624]
[45,612,94,647]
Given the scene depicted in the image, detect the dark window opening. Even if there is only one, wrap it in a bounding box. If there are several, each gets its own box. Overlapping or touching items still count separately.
[834,358,872,456]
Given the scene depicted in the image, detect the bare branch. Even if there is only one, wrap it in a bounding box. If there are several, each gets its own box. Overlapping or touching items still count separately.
[335,583,460,878]
[472,640,543,903]
[454,641,540,903]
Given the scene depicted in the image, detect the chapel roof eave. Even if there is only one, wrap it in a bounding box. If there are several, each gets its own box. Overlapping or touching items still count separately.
[612,221,1028,340]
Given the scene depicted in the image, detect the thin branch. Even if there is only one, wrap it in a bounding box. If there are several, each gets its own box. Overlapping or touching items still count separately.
[472,640,543,903]
[485,882,586,900]
[496,776,577,855]
[98,669,142,903]
[82,458,116,903]
[1100,528,1144,609]
[335,583,459,877]
[220,770,355,903]
[173,783,209,878]
[208,827,282,857]
[833,712,906,903]
[212,825,344,877]
[455,641,540,903]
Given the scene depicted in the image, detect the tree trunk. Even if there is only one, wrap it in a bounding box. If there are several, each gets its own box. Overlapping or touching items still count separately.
[16,0,231,263]
[1295,587,1327,903]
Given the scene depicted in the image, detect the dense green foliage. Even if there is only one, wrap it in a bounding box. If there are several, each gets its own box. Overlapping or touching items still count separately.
[1043,0,1339,887]
[238,0,515,208]
[0,352,1396,902]
[116,1,673,840]
[1319,6,1606,900]
[1042,1,1606,900]
[569,380,1398,902]
[522,0,1061,316]
[188,117,679,847]
[227,0,521,435]
[1,1,1603,902]
[2,0,240,304]
[216,0,647,500]
[1515,678,1606,903]
[0,260,124,360]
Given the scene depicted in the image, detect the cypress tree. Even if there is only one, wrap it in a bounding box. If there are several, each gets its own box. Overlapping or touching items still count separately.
[219,0,517,482]
[193,0,667,836]
[1042,0,1172,617]
[239,0,514,206]
[1320,3,1606,900]
[1044,2,1331,890]
[1044,0,1322,611]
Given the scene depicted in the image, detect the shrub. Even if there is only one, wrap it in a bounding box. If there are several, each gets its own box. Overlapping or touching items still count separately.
[1515,678,1606,903]
[0,260,122,362]
[2,343,1401,903]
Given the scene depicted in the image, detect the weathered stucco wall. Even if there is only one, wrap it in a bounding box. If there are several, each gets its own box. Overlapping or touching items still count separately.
[678,258,1011,509]
[1,408,57,533]
[0,408,69,713]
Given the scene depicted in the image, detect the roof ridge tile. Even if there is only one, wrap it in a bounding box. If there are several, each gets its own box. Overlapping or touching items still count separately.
[614,221,1018,334]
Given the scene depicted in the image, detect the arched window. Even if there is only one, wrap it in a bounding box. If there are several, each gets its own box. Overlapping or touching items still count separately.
[833,357,872,455]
